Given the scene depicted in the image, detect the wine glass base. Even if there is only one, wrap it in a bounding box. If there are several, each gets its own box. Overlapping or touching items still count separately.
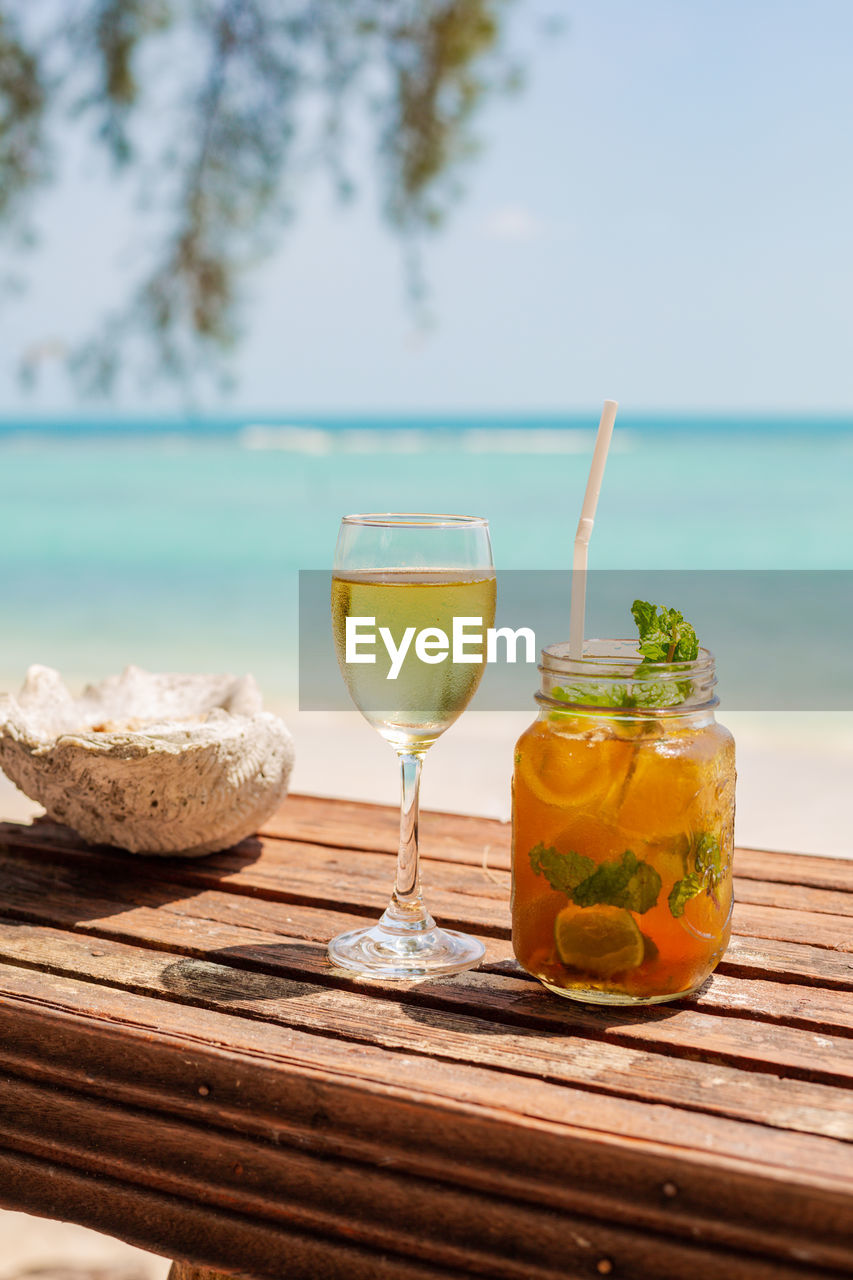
[328,921,485,981]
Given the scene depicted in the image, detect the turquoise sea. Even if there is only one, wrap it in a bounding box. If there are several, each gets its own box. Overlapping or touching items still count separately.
[1,414,851,702]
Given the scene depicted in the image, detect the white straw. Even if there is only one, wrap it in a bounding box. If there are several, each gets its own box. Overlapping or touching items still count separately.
[569,399,618,659]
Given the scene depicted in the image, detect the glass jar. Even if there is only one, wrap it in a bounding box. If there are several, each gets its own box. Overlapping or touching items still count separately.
[512,640,736,1005]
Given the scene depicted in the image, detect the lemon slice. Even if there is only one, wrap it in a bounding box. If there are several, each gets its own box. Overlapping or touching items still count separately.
[554,904,644,976]
[518,727,629,811]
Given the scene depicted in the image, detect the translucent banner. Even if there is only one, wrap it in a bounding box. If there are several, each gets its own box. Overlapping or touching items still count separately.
[299,570,853,712]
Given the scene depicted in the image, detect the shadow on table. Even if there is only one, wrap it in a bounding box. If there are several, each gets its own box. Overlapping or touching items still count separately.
[397,981,695,1036]
[0,820,267,925]
[159,942,334,1004]
[159,942,701,1042]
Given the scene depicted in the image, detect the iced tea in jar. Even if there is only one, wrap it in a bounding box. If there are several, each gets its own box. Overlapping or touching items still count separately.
[512,639,735,1004]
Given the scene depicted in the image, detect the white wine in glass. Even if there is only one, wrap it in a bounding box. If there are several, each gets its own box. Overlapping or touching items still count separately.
[328,514,496,979]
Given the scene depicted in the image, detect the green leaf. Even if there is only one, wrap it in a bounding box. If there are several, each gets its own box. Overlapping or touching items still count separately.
[572,849,662,915]
[668,873,703,917]
[551,682,635,709]
[667,831,725,917]
[630,599,658,634]
[694,831,722,879]
[529,843,594,896]
[631,599,700,663]
[631,676,694,710]
[549,600,700,714]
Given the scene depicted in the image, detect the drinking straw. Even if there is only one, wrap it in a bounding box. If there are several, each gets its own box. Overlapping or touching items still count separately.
[568,399,618,659]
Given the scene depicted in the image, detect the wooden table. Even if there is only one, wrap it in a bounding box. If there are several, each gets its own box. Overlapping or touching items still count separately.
[0,794,851,1280]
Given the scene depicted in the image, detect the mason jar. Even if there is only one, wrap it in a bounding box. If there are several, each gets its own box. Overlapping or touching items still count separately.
[512,640,736,1005]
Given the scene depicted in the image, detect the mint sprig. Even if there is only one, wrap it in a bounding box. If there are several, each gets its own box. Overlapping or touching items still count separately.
[631,599,699,664]
[548,599,700,713]
[530,845,661,915]
[630,598,700,708]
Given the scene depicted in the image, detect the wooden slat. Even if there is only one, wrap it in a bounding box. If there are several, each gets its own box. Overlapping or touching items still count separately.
[0,1147,473,1280]
[0,1072,655,1280]
[2,845,853,1036]
[3,1144,842,1280]
[1,799,852,1278]
[479,960,853,1040]
[732,846,853,893]
[3,1070,851,1280]
[1,922,852,1141]
[4,826,853,961]
[2,842,852,1017]
[0,848,510,968]
[0,844,845,1034]
[731,902,853,953]
[734,878,853,918]
[260,794,512,869]
[720,934,853,992]
[637,970,853,1036]
[1,840,851,1022]
[263,796,853,892]
[1,960,852,1277]
[0,826,512,935]
[28,803,853,903]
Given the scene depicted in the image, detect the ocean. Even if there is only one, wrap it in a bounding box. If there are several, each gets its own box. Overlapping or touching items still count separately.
[1,414,851,703]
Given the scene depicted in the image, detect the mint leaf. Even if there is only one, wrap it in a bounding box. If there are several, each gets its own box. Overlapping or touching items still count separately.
[551,679,680,713]
[694,831,722,879]
[529,843,594,895]
[668,873,702,917]
[630,599,659,643]
[572,849,661,914]
[631,677,692,710]
[530,844,663,914]
[668,831,724,917]
[551,682,635,709]
[631,599,700,663]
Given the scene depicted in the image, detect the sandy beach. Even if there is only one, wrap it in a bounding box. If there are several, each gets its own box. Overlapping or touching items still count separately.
[2,706,851,855]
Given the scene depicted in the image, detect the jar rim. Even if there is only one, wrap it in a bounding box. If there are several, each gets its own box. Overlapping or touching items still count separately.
[541,637,716,675]
[341,512,489,529]
[538,638,718,716]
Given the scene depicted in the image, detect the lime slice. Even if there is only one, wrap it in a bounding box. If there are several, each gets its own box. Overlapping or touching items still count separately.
[554,904,644,976]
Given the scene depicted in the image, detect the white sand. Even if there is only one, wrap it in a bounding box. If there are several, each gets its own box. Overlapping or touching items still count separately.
[285,709,853,858]
[1,707,850,1269]
[5,706,848,853]
[0,1209,170,1278]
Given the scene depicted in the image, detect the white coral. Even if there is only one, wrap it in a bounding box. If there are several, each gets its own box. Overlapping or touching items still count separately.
[0,665,294,856]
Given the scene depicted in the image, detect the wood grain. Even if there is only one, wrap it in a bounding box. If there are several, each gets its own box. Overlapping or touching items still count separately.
[3,920,853,1149]
[0,797,851,1278]
[260,796,853,892]
[2,967,852,1276]
[3,825,852,954]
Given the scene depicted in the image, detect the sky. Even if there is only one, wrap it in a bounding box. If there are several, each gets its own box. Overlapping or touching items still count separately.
[2,0,852,416]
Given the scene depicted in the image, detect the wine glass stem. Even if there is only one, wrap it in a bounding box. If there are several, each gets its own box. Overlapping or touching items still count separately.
[383,750,434,932]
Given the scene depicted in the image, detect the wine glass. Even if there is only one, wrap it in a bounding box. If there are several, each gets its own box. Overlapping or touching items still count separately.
[328,513,496,980]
